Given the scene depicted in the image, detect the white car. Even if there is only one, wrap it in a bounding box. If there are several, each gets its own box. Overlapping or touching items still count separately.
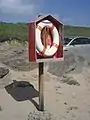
[64,36,90,51]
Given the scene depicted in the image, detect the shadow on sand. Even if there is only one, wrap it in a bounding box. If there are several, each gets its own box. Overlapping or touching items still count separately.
[5,80,40,110]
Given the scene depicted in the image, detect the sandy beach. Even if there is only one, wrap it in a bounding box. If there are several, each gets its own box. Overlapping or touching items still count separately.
[0,42,90,120]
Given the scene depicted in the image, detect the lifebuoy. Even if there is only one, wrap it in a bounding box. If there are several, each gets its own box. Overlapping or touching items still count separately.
[36,20,59,57]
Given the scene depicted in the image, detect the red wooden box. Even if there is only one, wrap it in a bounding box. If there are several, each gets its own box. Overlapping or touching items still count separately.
[28,14,64,63]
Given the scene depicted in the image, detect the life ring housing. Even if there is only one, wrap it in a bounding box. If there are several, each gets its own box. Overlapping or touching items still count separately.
[36,20,59,57]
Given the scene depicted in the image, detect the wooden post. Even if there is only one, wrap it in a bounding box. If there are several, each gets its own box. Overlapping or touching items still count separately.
[38,62,44,111]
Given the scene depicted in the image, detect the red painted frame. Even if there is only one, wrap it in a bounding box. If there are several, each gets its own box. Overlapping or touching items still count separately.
[28,14,64,62]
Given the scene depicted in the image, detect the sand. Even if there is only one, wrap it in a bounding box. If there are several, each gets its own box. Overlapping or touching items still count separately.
[0,42,90,120]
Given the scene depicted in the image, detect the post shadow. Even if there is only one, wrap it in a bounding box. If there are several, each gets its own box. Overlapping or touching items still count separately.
[5,80,40,111]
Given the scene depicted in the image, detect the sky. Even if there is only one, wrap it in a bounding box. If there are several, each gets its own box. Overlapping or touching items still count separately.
[0,0,90,26]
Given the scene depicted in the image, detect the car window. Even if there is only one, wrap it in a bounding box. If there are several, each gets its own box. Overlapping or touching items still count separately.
[81,38,90,44]
[70,37,90,45]
[64,38,72,45]
[70,38,81,45]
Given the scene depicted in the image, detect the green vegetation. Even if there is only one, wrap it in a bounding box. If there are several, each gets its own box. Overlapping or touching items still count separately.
[0,22,28,42]
[0,22,90,42]
[64,25,90,37]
